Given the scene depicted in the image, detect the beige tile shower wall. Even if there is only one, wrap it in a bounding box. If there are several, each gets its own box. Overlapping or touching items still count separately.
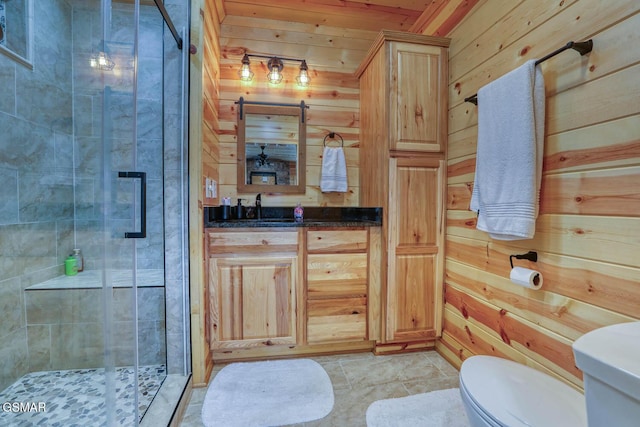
[217,15,376,206]
[25,287,166,371]
[439,0,640,389]
[0,0,74,392]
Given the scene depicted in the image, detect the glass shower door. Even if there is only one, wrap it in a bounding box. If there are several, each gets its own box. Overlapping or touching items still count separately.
[99,0,142,423]
[99,0,166,423]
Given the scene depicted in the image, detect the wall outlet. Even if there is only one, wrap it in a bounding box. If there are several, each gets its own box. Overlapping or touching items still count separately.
[211,179,217,198]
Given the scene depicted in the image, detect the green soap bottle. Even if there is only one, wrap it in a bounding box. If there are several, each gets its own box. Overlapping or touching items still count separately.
[64,256,78,276]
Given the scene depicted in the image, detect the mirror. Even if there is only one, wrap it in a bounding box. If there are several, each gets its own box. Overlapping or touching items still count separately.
[0,0,33,69]
[237,101,306,194]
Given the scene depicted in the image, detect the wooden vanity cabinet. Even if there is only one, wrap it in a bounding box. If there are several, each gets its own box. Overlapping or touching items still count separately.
[206,226,381,361]
[356,30,449,352]
[207,229,302,352]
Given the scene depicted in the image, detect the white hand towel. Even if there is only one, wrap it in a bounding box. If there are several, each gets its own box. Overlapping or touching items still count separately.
[470,59,545,240]
[320,146,348,193]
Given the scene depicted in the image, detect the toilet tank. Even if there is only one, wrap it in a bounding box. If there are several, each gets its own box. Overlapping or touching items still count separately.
[572,322,640,427]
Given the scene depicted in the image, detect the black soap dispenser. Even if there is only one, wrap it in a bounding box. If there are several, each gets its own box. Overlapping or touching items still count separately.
[236,198,245,219]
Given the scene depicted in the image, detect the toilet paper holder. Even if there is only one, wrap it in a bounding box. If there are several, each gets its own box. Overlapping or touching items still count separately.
[510,251,538,268]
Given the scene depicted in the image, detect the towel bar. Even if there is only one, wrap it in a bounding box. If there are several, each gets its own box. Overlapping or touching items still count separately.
[464,40,593,105]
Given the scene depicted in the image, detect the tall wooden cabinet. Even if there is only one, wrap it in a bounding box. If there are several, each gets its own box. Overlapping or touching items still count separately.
[356,30,449,352]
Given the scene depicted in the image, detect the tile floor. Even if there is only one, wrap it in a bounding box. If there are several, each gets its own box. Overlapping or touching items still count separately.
[180,350,460,427]
[0,365,166,426]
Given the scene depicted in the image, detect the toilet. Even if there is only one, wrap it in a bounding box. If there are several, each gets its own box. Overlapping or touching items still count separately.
[573,321,640,427]
[459,321,640,427]
[459,355,587,426]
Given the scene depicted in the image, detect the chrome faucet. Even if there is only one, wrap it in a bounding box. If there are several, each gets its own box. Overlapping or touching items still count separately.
[255,193,262,219]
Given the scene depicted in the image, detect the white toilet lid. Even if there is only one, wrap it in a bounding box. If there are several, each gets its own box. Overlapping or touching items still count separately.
[460,355,587,427]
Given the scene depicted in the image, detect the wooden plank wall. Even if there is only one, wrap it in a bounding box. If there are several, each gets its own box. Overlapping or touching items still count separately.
[217,16,377,206]
[190,0,222,387]
[440,0,640,389]
[203,0,222,207]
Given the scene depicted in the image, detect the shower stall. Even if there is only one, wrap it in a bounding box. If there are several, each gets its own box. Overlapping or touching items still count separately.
[0,0,191,425]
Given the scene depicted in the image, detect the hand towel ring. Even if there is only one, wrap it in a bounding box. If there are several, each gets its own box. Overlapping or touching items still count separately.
[323,132,344,147]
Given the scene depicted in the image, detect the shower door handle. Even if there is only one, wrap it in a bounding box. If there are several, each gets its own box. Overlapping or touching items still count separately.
[118,171,147,238]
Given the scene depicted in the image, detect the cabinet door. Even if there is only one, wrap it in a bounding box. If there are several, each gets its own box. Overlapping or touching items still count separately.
[386,157,445,341]
[390,42,447,152]
[210,256,297,349]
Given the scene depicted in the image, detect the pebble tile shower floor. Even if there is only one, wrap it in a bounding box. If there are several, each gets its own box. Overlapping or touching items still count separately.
[0,365,165,426]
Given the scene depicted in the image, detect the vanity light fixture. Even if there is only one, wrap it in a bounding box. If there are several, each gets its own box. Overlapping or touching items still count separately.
[239,53,311,87]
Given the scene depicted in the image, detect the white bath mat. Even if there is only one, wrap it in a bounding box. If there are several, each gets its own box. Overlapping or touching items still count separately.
[366,388,470,427]
[201,358,334,427]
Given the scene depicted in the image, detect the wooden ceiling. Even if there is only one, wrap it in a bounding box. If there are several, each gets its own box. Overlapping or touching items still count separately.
[218,0,479,35]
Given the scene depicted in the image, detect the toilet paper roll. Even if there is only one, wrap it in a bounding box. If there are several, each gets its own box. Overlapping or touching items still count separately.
[510,267,543,290]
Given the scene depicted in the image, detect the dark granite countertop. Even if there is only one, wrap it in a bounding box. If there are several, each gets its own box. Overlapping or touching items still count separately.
[204,206,382,228]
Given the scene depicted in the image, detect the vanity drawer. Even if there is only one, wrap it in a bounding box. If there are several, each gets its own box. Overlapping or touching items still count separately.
[306,229,368,253]
[307,253,367,298]
[208,230,299,255]
[307,297,367,343]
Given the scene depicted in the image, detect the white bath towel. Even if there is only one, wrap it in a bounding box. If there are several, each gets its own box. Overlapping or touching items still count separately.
[470,59,545,240]
[321,146,348,192]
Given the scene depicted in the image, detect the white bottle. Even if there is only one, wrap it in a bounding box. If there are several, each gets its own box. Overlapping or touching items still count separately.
[72,248,84,272]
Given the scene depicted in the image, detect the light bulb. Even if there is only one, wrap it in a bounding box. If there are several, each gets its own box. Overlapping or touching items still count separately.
[267,57,284,85]
[238,54,254,81]
[267,69,282,84]
[296,60,310,87]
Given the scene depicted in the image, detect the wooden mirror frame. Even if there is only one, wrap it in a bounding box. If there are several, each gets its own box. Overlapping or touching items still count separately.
[237,102,306,194]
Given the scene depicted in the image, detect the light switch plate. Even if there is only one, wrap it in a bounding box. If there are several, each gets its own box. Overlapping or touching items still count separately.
[204,177,217,199]
[205,177,212,198]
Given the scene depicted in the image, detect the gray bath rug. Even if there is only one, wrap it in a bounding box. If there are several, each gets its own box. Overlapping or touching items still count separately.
[201,358,334,427]
[366,388,470,427]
